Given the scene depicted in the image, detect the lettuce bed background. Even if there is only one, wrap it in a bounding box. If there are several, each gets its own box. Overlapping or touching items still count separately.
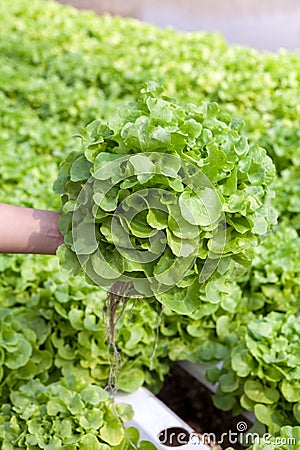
[1,0,300,448]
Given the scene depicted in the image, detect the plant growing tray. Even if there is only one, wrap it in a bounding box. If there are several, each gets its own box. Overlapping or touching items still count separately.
[116,387,210,449]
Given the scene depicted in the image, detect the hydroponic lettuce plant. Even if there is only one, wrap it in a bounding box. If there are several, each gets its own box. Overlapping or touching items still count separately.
[160,226,300,366]
[54,82,277,316]
[0,377,155,450]
[208,312,300,435]
[272,168,300,231]
[0,253,172,396]
[238,225,300,314]
[0,307,52,401]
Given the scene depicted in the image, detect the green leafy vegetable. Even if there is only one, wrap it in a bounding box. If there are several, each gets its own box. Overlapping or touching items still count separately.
[2,0,300,445]
[0,377,149,449]
[212,313,300,434]
[55,83,276,313]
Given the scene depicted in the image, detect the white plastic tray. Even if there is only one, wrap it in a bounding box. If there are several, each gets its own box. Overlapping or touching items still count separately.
[116,387,210,449]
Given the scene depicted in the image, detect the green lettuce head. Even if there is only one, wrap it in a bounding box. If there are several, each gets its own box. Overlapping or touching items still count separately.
[54,82,277,314]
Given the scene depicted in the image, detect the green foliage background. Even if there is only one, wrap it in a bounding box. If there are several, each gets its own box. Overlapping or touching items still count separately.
[1,0,300,447]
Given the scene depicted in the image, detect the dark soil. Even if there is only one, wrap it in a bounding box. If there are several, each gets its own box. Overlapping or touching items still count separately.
[158,364,251,450]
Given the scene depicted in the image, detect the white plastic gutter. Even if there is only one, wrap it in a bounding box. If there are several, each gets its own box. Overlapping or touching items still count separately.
[116,387,211,450]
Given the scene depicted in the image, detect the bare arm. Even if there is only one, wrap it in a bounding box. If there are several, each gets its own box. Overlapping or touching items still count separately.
[0,203,64,255]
